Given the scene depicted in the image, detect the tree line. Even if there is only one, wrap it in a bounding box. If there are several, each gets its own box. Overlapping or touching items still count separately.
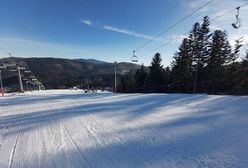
[119,16,248,95]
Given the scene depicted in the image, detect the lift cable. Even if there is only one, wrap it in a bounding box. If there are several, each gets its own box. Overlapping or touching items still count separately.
[139,2,248,59]
[211,2,248,22]
[133,0,215,53]
[127,0,215,62]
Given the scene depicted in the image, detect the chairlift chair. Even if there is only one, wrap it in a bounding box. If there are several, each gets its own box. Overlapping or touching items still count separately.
[8,69,17,72]
[131,50,138,62]
[35,81,41,85]
[18,66,26,70]
[24,70,31,73]
[26,81,32,84]
[5,63,17,67]
[232,7,241,29]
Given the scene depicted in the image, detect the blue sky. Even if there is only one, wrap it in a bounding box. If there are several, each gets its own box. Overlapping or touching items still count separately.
[0,0,248,66]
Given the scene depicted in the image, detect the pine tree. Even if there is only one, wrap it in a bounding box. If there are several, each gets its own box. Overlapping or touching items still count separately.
[164,66,171,90]
[170,38,193,92]
[119,71,136,93]
[189,22,201,64]
[135,64,147,92]
[198,16,212,92]
[199,16,212,65]
[242,50,248,66]
[187,22,202,93]
[189,16,212,92]
[167,15,248,95]
[222,38,243,94]
[240,51,248,93]
[207,30,232,94]
[149,53,165,92]
[229,37,243,63]
[127,71,135,92]
[119,76,127,92]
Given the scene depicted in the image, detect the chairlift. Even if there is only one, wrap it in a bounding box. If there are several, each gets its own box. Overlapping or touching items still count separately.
[8,69,17,72]
[232,7,241,29]
[35,81,41,85]
[0,64,6,69]
[5,63,17,67]
[24,70,31,73]
[131,50,138,62]
[18,66,26,70]
[26,81,32,84]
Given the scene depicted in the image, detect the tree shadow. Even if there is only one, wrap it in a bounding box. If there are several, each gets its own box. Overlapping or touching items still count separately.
[0,94,204,134]
[1,94,245,136]
[6,97,248,168]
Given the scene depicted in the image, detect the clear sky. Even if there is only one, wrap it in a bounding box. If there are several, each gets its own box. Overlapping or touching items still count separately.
[0,0,248,66]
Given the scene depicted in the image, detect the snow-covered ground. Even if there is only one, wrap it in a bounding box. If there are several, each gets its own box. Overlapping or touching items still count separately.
[0,90,247,168]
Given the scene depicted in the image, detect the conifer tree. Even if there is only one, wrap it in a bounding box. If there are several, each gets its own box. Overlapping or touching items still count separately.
[229,37,243,63]
[171,38,193,92]
[223,38,243,93]
[189,22,201,64]
[242,50,248,65]
[241,51,248,93]
[190,17,212,92]
[164,66,171,90]
[135,64,147,92]
[207,30,232,93]
[199,16,212,65]
[149,53,165,92]
[119,71,136,93]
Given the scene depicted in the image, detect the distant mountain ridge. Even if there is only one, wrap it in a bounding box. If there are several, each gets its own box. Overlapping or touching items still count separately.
[0,57,141,89]
[76,58,107,64]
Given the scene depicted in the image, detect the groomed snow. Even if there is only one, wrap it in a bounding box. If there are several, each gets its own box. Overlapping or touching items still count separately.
[0,90,247,168]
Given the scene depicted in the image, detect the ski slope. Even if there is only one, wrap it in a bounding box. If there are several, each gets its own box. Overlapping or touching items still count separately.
[0,90,248,168]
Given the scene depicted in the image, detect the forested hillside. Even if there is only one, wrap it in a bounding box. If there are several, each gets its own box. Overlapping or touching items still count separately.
[0,57,140,90]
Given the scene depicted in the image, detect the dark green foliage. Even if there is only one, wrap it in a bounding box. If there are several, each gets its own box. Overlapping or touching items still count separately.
[229,37,243,63]
[148,53,166,92]
[119,53,168,93]
[135,64,147,92]
[171,38,193,92]
[206,30,232,94]
[196,16,212,92]
[120,15,246,95]
[119,70,136,93]
[199,16,212,65]
[164,16,246,95]
[169,16,212,93]
[239,51,248,94]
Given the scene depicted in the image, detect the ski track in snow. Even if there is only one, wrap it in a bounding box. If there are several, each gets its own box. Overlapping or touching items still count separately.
[56,111,93,168]
[0,90,248,168]
[8,121,22,168]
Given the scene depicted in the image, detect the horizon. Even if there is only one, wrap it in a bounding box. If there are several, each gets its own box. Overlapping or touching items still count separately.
[0,56,146,67]
[0,0,248,66]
